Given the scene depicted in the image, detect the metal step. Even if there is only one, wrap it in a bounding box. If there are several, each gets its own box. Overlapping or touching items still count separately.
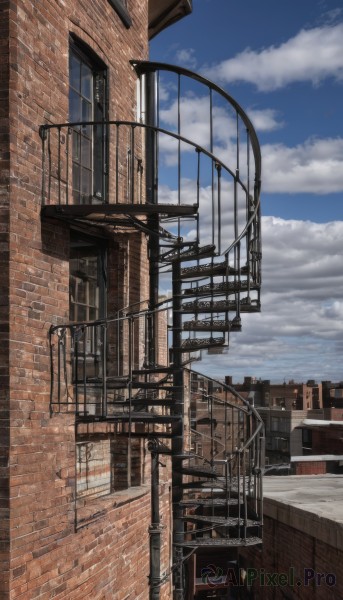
[176,465,217,478]
[180,261,228,279]
[180,262,249,279]
[181,516,260,527]
[111,398,176,408]
[180,480,226,490]
[182,318,241,332]
[104,411,181,424]
[117,431,174,439]
[76,376,129,389]
[175,537,262,548]
[182,280,257,298]
[160,244,216,263]
[132,381,178,390]
[179,499,241,508]
[179,297,260,314]
[133,365,173,375]
[176,337,226,352]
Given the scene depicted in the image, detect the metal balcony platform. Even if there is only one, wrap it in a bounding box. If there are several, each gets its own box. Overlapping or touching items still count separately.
[42,203,197,221]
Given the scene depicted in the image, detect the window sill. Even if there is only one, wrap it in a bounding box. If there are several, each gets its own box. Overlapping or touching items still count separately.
[108,0,132,29]
[76,484,150,529]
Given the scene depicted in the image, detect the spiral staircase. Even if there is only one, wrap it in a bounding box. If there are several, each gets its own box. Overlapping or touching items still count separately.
[42,62,264,599]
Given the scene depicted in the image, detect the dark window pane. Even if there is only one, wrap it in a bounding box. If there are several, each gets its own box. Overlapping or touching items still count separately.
[81,136,92,169]
[88,281,98,306]
[70,54,81,91]
[81,168,92,198]
[89,307,99,321]
[76,305,87,322]
[72,163,80,191]
[81,63,92,101]
[69,89,81,123]
[82,98,92,123]
[72,130,80,161]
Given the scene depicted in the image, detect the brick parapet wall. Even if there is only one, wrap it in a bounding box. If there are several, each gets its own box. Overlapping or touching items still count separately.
[240,496,343,599]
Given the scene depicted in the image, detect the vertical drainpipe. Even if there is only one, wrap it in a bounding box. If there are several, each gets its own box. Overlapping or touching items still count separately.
[172,259,184,600]
[148,441,162,599]
[145,69,162,600]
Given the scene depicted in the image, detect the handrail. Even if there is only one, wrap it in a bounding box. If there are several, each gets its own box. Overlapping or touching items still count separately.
[131,60,262,181]
[188,367,264,427]
[40,119,250,197]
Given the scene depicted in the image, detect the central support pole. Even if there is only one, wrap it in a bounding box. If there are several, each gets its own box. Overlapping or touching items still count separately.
[172,257,185,600]
[145,69,162,600]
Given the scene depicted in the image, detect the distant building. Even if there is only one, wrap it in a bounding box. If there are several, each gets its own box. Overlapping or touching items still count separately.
[225,376,323,410]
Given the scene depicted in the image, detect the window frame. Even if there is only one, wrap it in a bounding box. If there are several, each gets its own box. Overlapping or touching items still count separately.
[69,38,109,205]
[69,232,107,323]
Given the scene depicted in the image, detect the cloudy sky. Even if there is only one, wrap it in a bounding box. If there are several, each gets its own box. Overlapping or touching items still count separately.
[150,0,343,384]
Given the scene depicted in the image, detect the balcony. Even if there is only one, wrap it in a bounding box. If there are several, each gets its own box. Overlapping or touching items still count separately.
[40,61,261,345]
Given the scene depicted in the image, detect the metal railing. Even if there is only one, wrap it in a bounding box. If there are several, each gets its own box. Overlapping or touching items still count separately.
[49,303,169,417]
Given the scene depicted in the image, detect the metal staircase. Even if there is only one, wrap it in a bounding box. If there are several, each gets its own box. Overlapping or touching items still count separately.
[41,61,263,599]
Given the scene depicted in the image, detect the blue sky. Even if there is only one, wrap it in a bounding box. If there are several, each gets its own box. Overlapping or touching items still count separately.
[150,0,343,384]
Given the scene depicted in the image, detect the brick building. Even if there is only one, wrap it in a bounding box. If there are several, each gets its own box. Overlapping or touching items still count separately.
[226,376,323,411]
[0,1,263,599]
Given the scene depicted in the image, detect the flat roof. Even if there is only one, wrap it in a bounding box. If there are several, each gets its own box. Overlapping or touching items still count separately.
[301,418,343,426]
[263,475,343,549]
[290,454,343,462]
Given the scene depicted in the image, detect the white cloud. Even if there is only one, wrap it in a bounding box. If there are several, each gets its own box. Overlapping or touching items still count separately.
[175,48,197,70]
[159,95,343,194]
[248,108,283,132]
[203,23,343,91]
[192,217,343,383]
[262,137,343,193]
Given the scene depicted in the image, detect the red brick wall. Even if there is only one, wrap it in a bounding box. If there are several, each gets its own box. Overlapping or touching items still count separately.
[4,1,174,598]
[295,461,327,475]
[0,1,10,594]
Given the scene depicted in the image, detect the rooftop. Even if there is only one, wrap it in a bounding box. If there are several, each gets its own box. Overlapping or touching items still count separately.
[263,475,343,549]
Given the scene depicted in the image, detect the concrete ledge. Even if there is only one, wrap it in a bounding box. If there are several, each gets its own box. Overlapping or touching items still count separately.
[263,474,343,551]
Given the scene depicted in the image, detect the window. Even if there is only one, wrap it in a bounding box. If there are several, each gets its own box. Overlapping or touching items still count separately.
[70,236,106,322]
[302,428,313,453]
[77,439,112,499]
[69,42,108,204]
[70,234,107,414]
